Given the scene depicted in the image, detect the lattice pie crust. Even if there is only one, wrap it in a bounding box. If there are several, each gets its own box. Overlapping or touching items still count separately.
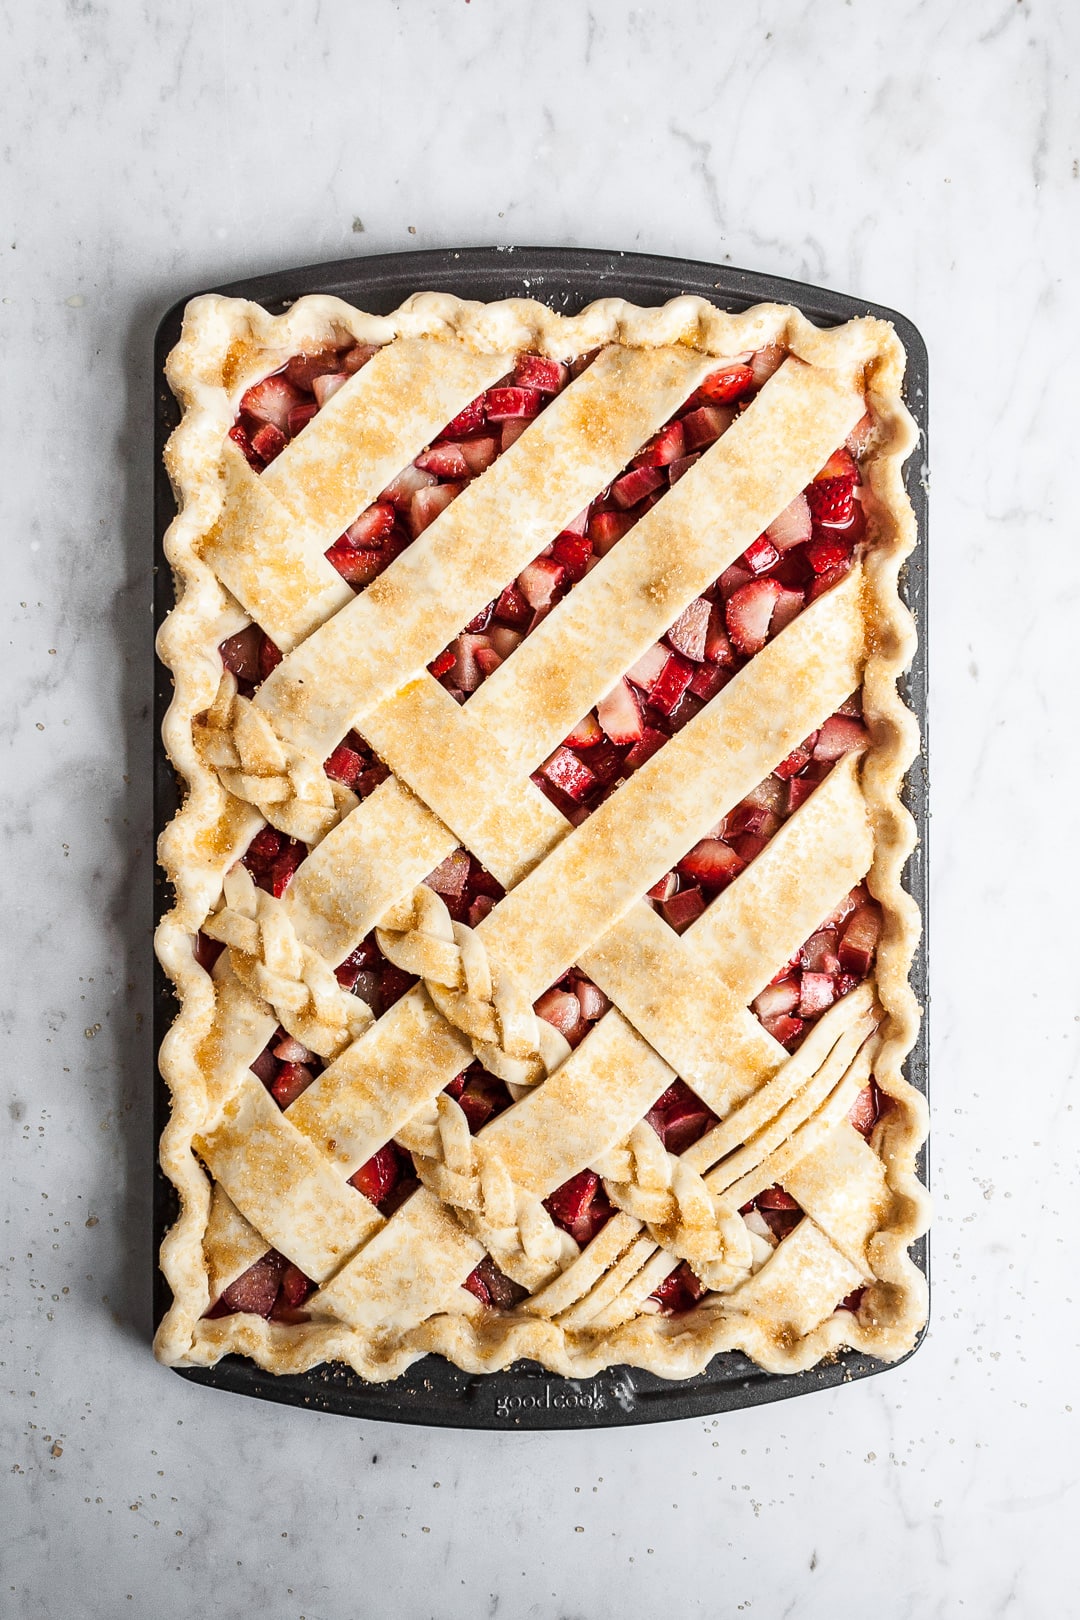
[154,288,929,1382]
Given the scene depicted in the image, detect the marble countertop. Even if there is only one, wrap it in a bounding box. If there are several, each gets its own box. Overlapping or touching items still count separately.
[4,2,1077,1614]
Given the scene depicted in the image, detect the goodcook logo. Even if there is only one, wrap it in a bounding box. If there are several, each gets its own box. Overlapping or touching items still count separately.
[494,1385,604,1420]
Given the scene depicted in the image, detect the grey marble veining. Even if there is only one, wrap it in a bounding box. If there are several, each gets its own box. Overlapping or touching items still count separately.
[3,1,1078,1615]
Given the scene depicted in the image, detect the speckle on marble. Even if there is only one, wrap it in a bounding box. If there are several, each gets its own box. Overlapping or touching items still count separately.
[3,2,1078,1616]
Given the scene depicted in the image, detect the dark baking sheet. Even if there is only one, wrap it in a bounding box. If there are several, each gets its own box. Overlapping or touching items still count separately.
[154,247,929,1429]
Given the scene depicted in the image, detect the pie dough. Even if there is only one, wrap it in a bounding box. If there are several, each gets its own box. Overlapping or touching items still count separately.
[154,287,929,1383]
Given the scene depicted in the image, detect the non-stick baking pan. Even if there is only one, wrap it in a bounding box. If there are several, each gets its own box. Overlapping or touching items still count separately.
[153,246,928,1428]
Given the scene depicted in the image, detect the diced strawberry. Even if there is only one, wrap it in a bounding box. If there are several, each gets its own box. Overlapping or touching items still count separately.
[725,578,782,656]
[838,904,882,975]
[379,964,415,1010]
[543,1170,612,1247]
[588,510,635,555]
[540,746,597,802]
[700,604,731,666]
[575,979,610,1021]
[757,1185,800,1211]
[624,643,669,695]
[425,849,471,900]
[562,712,602,750]
[611,464,666,510]
[647,650,695,716]
[752,978,801,1020]
[485,385,542,420]
[787,777,818,813]
[647,1082,718,1155]
[379,464,436,507]
[517,557,567,610]
[409,482,460,536]
[769,586,805,635]
[241,375,304,434]
[760,1010,805,1047]
[452,633,494,694]
[324,743,364,787]
[219,624,265,683]
[250,422,286,464]
[624,726,668,770]
[494,581,531,626]
[698,362,754,403]
[848,1083,879,1138]
[581,739,625,786]
[284,347,348,391]
[647,871,678,901]
[681,404,733,451]
[468,895,495,927]
[717,563,754,602]
[806,476,856,526]
[513,354,567,393]
[799,930,840,975]
[215,1252,285,1318]
[462,1256,526,1309]
[750,344,785,386]
[722,800,775,840]
[649,1261,706,1314]
[250,1041,279,1087]
[743,535,779,575]
[728,831,771,865]
[596,679,644,746]
[806,533,855,574]
[277,1261,313,1312]
[342,503,396,548]
[552,531,593,582]
[813,715,868,761]
[659,886,706,933]
[808,559,854,602]
[677,837,743,889]
[634,419,686,467]
[428,647,456,679]
[766,493,813,551]
[474,648,502,679]
[534,987,586,1042]
[349,1142,402,1208]
[668,452,700,484]
[228,421,262,469]
[325,542,388,588]
[271,1062,316,1109]
[460,436,499,476]
[799,971,836,1018]
[442,397,487,438]
[415,442,471,479]
[816,447,859,482]
[666,598,711,662]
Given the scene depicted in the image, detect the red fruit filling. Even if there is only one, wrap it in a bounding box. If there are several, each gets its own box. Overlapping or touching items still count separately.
[463,1255,529,1309]
[740,1184,805,1244]
[645,701,868,935]
[645,1079,718,1155]
[444,1063,514,1134]
[348,1140,417,1215]
[241,826,307,898]
[205,1249,315,1323]
[649,1260,707,1315]
[543,1168,614,1248]
[751,882,883,1052]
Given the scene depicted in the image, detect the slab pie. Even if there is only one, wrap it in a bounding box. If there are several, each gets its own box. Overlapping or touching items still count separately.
[153,288,929,1383]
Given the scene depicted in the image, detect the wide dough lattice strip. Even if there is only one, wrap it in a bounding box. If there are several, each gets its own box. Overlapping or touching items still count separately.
[154,288,928,1383]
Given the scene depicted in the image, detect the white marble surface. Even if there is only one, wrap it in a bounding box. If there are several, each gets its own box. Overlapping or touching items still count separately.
[3,1,1078,1614]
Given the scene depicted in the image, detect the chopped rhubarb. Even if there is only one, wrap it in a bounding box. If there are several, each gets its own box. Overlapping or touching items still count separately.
[725,577,783,656]
[379,464,436,507]
[460,436,499,475]
[534,986,586,1042]
[667,452,700,484]
[647,650,695,716]
[760,1010,805,1048]
[596,678,644,745]
[424,848,471,899]
[848,1082,880,1138]
[659,886,706,934]
[540,746,597,802]
[212,1253,285,1319]
[625,642,670,694]
[813,714,868,760]
[750,344,785,386]
[219,624,265,684]
[463,1256,528,1309]
[250,422,286,464]
[242,828,305,898]
[611,463,665,509]
[624,725,668,770]
[800,929,841,974]
[838,904,882,975]
[769,585,805,635]
[311,371,348,408]
[485,385,542,420]
[543,1170,612,1247]
[687,662,729,702]
[766,493,813,551]
[575,979,610,1021]
[324,743,364,787]
[753,978,801,1021]
[799,971,836,1018]
[680,404,733,451]
[428,647,456,679]
[501,419,530,451]
[742,535,779,576]
[588,510,635,554]
[240,375,303,434]
[666,598,711,662]
[773,739,815,780]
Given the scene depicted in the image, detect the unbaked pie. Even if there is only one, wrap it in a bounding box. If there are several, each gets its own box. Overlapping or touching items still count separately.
[154,287,929,1383]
